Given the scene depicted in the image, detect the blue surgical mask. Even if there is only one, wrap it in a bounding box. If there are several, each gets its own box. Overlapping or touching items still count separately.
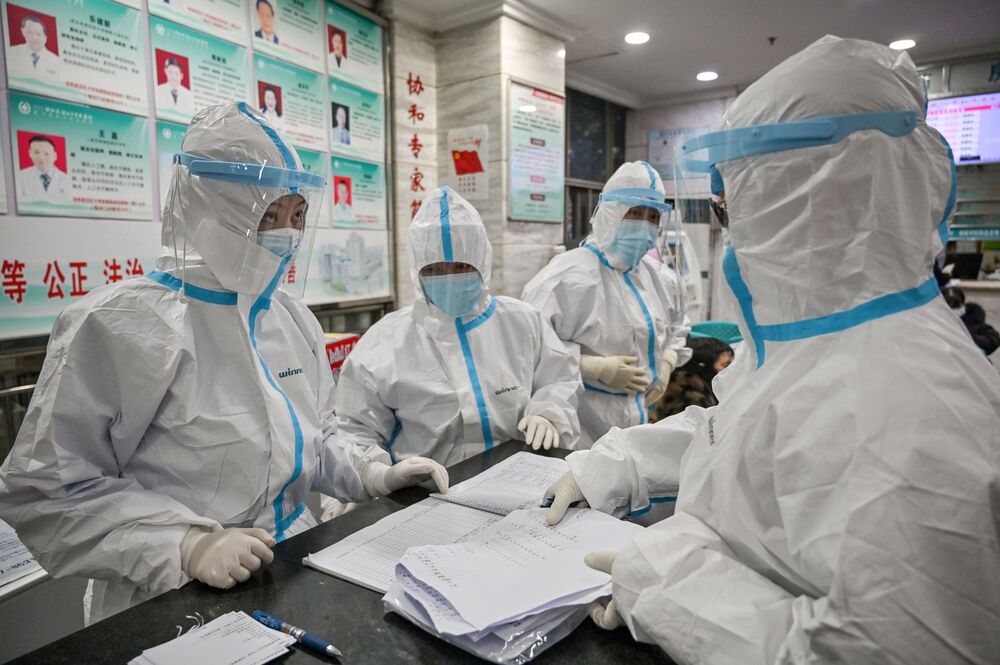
[257,228,300,259]
[420,272,483,317]
[608,221,656,269]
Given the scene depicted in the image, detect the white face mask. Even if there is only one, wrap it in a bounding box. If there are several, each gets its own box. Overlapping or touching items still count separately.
[952,306,966,318]
[257,228,300,259]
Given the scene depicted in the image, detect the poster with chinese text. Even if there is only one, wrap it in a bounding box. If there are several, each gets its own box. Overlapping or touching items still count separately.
[254,54,327,150]
[303,228,389,304]
[647,128,710,197]
[252,0,324,72]
[330,155,385,229]
[446,125,488,200]
[294,146,329,226]
[329,77,384,161]
[149,16,249,124]
[10,92,152,219]
[0,217,161,340]
[325,2,383,93]
[2,0,148,115]
[508,82,564,222]
[148,0,247,45]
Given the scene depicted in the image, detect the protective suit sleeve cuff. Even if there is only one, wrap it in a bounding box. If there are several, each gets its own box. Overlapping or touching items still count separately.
[662,348,679,374]
[566,447,638,518]
[360,461,392,497]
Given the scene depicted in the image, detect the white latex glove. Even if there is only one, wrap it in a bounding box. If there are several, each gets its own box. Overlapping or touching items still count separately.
[180,526,275,590]
[584,550,623,630]
[645,348,679,407]
[543,472,587,525]
[518,415,560,450]
[361,458,449,497]
[580,355,650,393]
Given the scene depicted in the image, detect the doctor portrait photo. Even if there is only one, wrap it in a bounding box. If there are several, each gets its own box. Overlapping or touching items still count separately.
[254,0,279,44]
[5,6,61,84]
[154,51,195,115]
[258,83,286,131]
[332,104,351,145]
[332,176,356,223]
[16,133,70,203]
[328,25,347,68]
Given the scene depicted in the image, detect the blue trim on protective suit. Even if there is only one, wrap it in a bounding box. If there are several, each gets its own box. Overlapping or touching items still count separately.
[630,494,678,517]
[236,101,295,171]
[583,382,628,396]
[247,256,305,542]
[462,297,497,332]
[722,246,766,368]
[147,271,238,305]
[387,419,402,464]
[757,276,940,342]
[439,186,454,262]
[936,132,958,246]
[583,243,654,423]
[638,161,657,187]
[455,314,494,450]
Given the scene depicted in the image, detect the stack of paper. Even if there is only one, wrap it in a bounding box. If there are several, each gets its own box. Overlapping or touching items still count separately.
[304,453,569,592]
[0,519,43,588]
[384,508,643,653]
[128,611,296,665]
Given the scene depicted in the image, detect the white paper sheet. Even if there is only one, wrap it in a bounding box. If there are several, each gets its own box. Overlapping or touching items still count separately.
[304,499,501,592]
[430,452,568,516]
[0,519,42,588]
[129,611,295,665]
[398,508,643,631]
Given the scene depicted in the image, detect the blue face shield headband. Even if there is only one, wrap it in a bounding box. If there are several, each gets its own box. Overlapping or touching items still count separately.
[174,153,325,192]
[678,110,918,196]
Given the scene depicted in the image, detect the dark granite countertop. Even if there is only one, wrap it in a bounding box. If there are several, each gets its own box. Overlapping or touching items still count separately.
[10,442,671,664]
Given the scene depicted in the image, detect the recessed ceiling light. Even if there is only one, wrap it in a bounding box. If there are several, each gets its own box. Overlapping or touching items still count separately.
[889,39,916,50]
[697,71,719,82]
[624,32,650,45]
[557,48,566,59]
[518,104,537,113]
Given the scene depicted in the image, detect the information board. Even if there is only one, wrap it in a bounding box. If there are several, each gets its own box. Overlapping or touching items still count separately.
[508,82,564,222]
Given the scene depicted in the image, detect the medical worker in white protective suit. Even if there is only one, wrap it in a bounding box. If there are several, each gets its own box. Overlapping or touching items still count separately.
[335,186,581,465]
[0,103,447,625]
[545,37,1000,664]
[522,161,691,448]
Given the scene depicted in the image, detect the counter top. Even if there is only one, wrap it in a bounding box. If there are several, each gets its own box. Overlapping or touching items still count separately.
[11,442,670,665]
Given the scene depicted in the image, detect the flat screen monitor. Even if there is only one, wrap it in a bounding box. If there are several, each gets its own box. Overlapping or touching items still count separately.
[926,91,1000,165]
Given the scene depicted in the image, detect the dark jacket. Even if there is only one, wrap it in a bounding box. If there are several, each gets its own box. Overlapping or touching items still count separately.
[962,303,1000,356]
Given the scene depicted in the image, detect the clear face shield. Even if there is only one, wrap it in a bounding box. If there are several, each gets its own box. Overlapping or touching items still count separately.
[674,110,920,234]
[164,152,326,298]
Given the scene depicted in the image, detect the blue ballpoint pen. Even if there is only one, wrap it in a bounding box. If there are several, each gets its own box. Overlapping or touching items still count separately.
[252,609,343,658]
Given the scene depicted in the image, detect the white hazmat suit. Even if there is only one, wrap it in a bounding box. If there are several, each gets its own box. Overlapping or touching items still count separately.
[0,103,444,624]
[553,37,1000,664]
[335,186,581,466]
[522,161,690,448]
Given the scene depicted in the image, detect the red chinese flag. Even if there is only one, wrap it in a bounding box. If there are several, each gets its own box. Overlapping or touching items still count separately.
[451,150,484,176]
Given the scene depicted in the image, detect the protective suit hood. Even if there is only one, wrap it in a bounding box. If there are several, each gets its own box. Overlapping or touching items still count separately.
[590,161,668,257]
[716,36,955,358]
[409,186,493,323]
[159,102,318,295]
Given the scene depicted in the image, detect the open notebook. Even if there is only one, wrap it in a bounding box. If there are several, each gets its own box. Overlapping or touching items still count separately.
[303,452,568,592]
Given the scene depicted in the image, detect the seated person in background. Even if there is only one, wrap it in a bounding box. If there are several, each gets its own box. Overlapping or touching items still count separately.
[943,286,1000,356]
[649,336,733,422]
[335,186,581,466]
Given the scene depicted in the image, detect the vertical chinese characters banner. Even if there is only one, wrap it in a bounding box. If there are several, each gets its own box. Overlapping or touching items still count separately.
[0,218,161,339]
[2,0,148,114]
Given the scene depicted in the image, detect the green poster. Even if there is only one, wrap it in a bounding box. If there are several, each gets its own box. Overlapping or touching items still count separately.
[2,0,148,115]
[329,77,384,162]
[148,0,247,45]
[330,155,385,229]
[149,17,249,124]
[304,228,390,304]
[156,120,187,211]
[294,147,330,227]
[10,92,152,219]
[508,82,565,222]
[0,147,6,214]
[253,0,324,72]
[254,54,327,151]
[326,2,383,93]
